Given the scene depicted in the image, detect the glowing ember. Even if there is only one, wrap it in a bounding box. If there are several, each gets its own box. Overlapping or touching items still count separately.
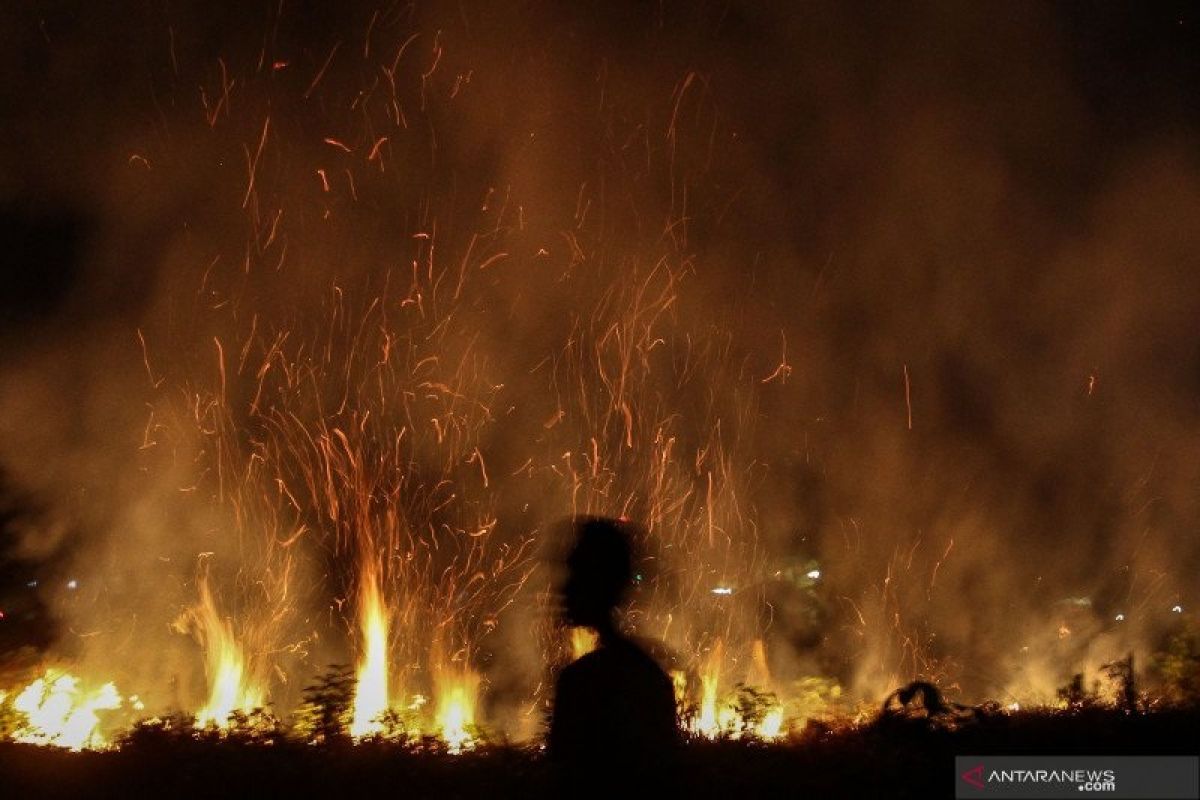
[11,671,122,750]
[349,567,390,738]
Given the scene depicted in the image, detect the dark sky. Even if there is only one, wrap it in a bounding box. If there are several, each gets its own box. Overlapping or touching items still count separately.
[1,2,1196,328]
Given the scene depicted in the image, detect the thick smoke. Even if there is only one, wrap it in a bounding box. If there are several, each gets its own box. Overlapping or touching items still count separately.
[0,1,1196,723]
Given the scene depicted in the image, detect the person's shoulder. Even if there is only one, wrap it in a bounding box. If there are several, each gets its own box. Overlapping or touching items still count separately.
[613,634,663,664]
[562,637,672,684]
[610,637,673,684]
[559,647,609,682]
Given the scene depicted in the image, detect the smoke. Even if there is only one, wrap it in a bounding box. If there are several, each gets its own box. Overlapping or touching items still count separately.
[0,0,1196,724]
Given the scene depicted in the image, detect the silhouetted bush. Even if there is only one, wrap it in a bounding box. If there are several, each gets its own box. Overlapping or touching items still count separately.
[0,705,1196,799]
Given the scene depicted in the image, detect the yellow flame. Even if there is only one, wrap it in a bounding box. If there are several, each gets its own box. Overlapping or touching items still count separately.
[684,639,786,739]
[350,568,390,738]
[693,639,724,736]
[748,639,783,738]
[671,669,688,708]
[193,578,263,728]
[12,671,122,750]
[570,626,598,661]
[749,639,772,686]
[435,670,480,753]
[695,671,721,736]
[756,707,784,739]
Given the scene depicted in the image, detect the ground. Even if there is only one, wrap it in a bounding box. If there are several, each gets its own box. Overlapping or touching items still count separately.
[1,707,1196,799]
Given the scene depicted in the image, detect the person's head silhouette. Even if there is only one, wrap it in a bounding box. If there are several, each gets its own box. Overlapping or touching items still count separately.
[561,516,633,634]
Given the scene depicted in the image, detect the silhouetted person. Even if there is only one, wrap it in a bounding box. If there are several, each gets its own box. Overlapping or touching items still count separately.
[548,517,679,795]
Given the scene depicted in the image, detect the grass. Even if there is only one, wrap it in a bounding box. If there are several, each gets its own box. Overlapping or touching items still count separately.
[0,705,1195,799]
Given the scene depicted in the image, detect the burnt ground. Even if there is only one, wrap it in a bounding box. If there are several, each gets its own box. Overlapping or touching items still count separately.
[0,708,1196,799]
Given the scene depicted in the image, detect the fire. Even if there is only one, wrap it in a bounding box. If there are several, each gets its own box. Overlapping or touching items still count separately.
[191,578,263,729]
[695,671,724,736]
[682,640,787,739]
[570,627,598,661]
[690,672,786,739]
[11,671,122,750]
[756,708,785,739]
[349,568,390,738]
[693,640,727,736]
[671,670,688,709]
[435,671,480,753]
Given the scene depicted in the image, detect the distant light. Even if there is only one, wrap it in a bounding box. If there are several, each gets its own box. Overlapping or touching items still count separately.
[806,569,821,581]
[1115,613,1125,622]
[634,573,643,583]
[67,580,78,590]
[711,587,733,596]
[1006,702,1020,712]
[0,609,5,620]
[26,580,37,589]
[1172,605,1183,614]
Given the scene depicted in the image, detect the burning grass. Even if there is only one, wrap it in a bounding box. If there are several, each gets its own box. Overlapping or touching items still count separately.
[3,632,1197,757]
[0,704,1194,800]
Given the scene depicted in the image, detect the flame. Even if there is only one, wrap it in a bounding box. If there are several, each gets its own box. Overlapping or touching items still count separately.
[695,671,721,736]
[349,567,390,738]
[749,639,771,686]
[11,671,122,750]
[435,670,480,753]
[193,578,263,728]
[671,670,687,699]
[570,626,598,661]
[693,639,724,736]
[683,639,786,739]
[756,707,785,739]
[748,639,783,739]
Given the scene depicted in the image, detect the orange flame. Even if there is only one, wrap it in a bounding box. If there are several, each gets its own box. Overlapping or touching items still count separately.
[192,577,263,728]
[349,565,390,738]
[435,669,480,753]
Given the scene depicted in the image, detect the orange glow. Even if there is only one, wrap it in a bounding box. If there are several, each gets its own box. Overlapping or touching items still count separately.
[349,565,390,738]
